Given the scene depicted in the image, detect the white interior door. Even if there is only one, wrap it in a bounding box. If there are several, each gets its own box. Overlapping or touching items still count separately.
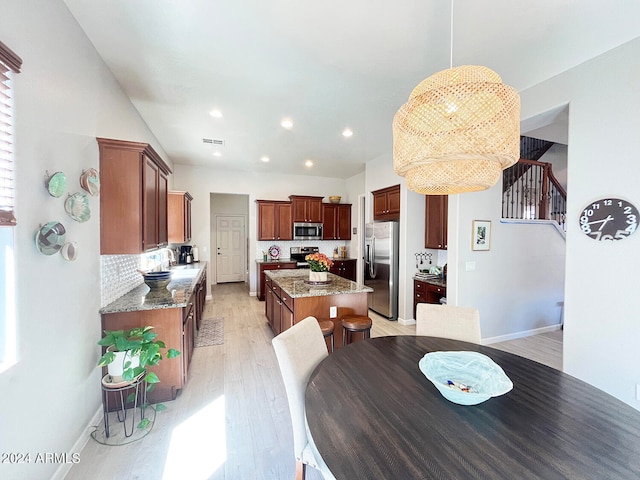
[216,215,245,283]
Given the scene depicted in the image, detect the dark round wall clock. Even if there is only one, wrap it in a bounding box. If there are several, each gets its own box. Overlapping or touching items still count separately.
[579,197,638,241]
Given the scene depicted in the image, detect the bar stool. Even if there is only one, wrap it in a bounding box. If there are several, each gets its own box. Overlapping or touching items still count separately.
[341,315,372,346]
[317,319,335,353]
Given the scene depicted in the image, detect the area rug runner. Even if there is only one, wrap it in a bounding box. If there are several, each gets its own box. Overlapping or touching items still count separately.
[195,317,224,347]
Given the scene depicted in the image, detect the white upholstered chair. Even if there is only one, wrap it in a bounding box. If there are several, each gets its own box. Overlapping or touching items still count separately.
[416,303,482,344]
[272,316,336,480]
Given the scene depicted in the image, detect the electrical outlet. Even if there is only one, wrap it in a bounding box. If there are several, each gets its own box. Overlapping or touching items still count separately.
[465,261,476,271]
[330,306,337,318]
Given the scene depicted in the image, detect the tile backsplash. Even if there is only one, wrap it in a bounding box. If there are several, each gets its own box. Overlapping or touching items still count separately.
[101,249,174,307]
[100,255,143,307]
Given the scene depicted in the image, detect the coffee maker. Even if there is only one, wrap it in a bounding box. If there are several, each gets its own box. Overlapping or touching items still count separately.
[179,245,193,264]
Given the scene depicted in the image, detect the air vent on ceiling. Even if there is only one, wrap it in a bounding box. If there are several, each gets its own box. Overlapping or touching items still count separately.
[203,138,225,146]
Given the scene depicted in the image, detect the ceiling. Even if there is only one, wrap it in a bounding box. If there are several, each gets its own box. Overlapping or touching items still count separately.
[62,0,640,179]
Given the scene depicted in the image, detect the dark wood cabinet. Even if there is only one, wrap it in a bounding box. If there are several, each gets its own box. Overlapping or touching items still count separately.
[265,276,295,335]
[101,308,184,403]
[257,262,296,301]
[256,200,293,241]
[425,195,448,249]
[372,184,401,221]
[168,191,193,244]
[322,203,352,240]
[330,259,357,281]
[98,138,172,254]
[290,195,323,223]
[414,279,447,318]
[195,271,207,330]
[182,294,196,384]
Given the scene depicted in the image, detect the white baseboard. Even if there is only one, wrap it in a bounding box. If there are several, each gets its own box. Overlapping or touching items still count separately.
[482,323,562,345]
[51,406,102,480]
[249,291,257,297]
[397,317,416,326]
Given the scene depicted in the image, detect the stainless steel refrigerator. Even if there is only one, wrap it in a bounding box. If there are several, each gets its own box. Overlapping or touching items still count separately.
[364,221,399,320]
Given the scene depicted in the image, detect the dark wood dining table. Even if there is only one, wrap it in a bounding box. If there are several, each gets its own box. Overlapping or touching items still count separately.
[305,336,640,479]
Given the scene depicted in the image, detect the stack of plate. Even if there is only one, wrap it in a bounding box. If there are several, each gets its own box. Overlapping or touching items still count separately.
[143,271,172,289]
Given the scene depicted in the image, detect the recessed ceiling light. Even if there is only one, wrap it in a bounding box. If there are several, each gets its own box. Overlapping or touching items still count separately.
[305,160,314,168]
[342,128,354,138]
[212,151,222,157]
[261,156,270,163]
[281,118,294,130]
[209,109,223,118]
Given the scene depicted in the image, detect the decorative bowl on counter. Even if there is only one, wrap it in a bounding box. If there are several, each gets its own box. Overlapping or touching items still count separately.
[142,270,172,289]
[329,196,341,204]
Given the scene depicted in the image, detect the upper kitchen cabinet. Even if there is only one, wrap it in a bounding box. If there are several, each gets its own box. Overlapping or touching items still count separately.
[372,185,400,221]
[98,138,172,254]
[257,200,293,241]
[425,195,448,249]
[289,195,323,223]
[322,203,352,240]
[168,190,193,244]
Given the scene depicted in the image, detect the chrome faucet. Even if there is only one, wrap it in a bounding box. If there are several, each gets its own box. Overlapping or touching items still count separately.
[167,248,176,267]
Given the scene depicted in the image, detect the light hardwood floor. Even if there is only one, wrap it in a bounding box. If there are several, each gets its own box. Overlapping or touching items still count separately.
[65,283,562,480]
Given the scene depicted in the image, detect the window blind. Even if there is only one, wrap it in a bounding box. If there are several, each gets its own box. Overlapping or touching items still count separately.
[0,41,21,227]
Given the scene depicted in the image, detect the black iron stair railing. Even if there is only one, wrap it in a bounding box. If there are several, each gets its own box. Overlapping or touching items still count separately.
[502,159,567,231]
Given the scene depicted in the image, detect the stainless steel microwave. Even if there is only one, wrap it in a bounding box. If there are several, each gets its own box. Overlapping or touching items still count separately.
[293,222,323,240]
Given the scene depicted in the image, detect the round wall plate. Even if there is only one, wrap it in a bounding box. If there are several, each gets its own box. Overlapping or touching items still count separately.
[35,221,66,255]
[80,168,100,196]
[65,192,91,222]
[46,171,66,197]
[268,245,281,259]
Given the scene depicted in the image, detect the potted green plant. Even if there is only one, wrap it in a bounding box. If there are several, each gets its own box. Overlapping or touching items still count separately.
[97,326,180,388]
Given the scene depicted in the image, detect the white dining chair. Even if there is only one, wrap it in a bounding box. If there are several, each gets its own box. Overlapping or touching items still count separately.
[272,316,336,480]
[416,303,482,344]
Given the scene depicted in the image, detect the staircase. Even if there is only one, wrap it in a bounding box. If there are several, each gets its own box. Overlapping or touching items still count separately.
[502,136,567,231]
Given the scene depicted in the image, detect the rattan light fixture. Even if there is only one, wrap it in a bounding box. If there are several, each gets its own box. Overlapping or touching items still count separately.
[393,65,520,195]
[393,1,520,195]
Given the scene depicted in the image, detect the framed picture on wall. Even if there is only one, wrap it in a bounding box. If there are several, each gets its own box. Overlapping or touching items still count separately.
[472,220,491,251]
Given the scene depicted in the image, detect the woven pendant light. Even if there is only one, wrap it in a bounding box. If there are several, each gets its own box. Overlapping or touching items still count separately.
[393,65,520,194]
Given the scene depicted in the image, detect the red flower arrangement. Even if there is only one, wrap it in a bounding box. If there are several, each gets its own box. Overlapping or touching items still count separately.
[305,253,334,272]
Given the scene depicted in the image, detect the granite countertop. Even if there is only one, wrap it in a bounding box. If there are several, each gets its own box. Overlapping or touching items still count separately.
[256,258,296,264]
[266,269,373,298]
[100,262,207,314]
[413,275,447,288]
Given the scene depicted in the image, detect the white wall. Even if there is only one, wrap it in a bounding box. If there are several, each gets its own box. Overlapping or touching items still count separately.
[0,1,171,479]
[520,37,640,408]
[453,183,566,340]
[172,165,350,294]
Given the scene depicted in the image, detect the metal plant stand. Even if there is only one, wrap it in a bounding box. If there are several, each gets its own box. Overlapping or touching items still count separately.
[91,375,155,445]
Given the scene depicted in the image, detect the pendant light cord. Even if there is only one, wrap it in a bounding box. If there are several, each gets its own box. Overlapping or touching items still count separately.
[450,0,454,68]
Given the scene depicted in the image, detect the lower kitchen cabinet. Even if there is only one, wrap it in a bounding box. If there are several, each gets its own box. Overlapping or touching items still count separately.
[195,271,207,329]
[265,276,295,335]
[101,307,189,403]
[330,259,357,281]
[182,295,196,384]
[257,262,296,301]
[414,279,447,318]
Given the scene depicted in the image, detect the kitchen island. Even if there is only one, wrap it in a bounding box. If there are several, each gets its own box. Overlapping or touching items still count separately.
[265,270,373,348]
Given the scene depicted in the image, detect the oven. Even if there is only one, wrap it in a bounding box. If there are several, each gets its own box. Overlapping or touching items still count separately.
[293,222,323,241]
[290,246,319,268]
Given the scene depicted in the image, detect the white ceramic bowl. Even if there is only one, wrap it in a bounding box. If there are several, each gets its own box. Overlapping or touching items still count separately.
[419,351,513,405]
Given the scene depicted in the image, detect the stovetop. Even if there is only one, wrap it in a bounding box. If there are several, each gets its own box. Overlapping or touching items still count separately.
[290,246,318,267]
